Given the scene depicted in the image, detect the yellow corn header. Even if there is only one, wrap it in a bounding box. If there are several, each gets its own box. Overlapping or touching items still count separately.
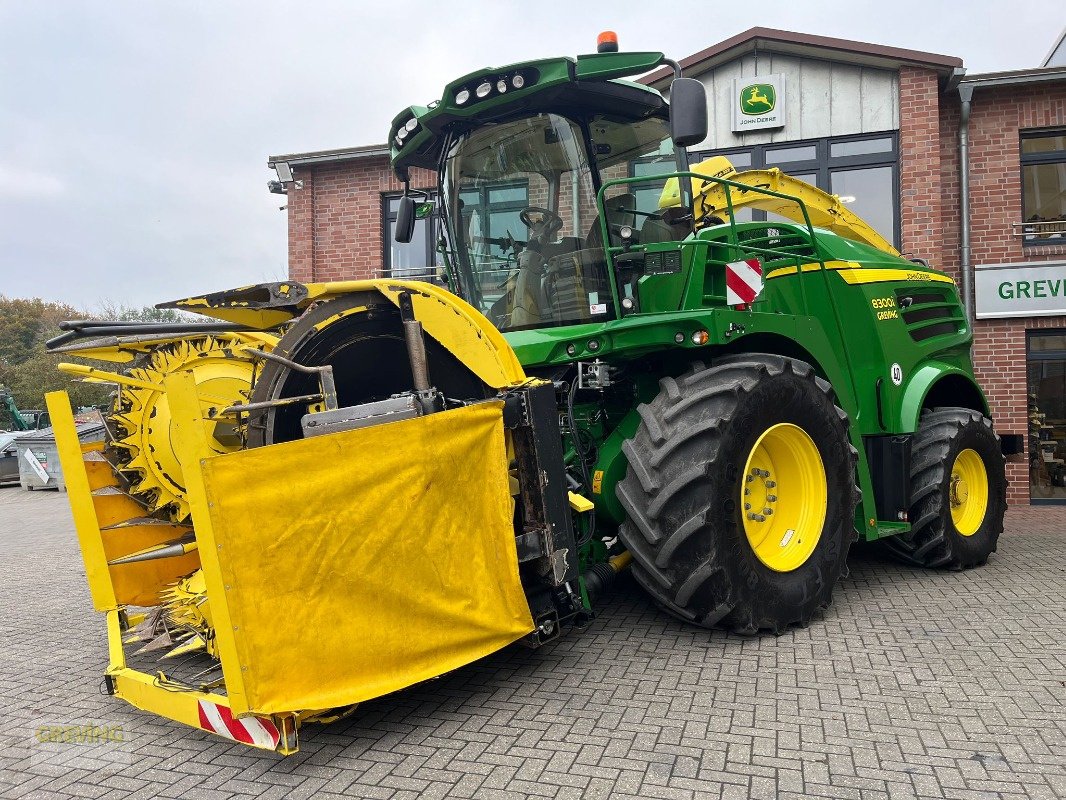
[46,281,595,754]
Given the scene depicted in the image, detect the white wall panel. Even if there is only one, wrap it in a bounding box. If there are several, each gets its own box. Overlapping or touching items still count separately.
[830,63,864,132]
[860,68,895,132]
[681,54,899,150]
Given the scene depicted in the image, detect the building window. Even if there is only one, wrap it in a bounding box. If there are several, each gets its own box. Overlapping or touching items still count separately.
[383,193,443,282]
[830,165,896,244]
[630,152,678,216]
[1028,331,1066,502]
[765,144,817,164]
[458,181,530,264]
[690,133,900,247]
[455,180,531,299]
[1021,131,1066,244]
[383,182,531,284]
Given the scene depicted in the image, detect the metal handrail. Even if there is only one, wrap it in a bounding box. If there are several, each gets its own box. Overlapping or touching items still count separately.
[1012,220,1066,238]
[597,170,822,313]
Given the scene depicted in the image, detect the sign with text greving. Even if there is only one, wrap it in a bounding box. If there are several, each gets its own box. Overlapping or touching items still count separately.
[975,260,1066,319]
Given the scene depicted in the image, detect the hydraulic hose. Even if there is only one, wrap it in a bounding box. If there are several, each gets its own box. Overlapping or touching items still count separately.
[567,376,596,545]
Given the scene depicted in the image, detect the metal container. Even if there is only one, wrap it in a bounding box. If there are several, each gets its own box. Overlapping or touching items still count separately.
[15,423,105,491]
[0,432,20,485]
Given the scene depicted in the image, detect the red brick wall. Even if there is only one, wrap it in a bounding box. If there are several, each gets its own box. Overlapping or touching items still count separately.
[962,83,1066,265]
[893,72,1066,503]
[938,101,961,282]
[287,157,435,283]
[899,67,945,264]
[939,82,1066,503]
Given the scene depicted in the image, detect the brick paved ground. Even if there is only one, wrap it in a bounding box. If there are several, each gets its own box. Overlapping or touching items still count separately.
[0,485,1063,799]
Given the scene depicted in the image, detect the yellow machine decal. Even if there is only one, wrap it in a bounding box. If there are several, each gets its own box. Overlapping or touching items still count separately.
[871,295,900,320]
[185,399,534,715]
[765,261,956,288]
[836,268,955,286]
[765,260,853,280]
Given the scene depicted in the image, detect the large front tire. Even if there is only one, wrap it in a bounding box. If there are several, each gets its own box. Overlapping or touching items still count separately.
[616,356,858,634]
[884,408,1005,569]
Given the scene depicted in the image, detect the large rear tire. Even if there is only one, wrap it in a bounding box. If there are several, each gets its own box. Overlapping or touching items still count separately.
[616,355,858,634]
[884,408,1005,569]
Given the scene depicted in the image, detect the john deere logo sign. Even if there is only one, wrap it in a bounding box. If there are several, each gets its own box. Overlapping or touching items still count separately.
[741,83,776,115]
[731,74,786,132]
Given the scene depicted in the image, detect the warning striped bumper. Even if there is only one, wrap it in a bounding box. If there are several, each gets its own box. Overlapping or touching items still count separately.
[197,699,281,750]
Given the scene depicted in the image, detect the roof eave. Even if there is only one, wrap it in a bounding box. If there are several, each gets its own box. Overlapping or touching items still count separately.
[267,145,390,170]
[641,27,962,87]
[959,67,1066,89]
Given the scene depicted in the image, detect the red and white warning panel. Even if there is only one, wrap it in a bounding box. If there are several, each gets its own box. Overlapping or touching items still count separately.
[725,258,763,306]
[197,700,280,750]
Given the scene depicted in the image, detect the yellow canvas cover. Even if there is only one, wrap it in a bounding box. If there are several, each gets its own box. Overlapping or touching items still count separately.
[190,400,534,715]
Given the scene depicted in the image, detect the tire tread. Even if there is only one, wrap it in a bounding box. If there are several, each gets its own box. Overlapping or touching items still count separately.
[883,407,1005,570]
[617,355,858,632]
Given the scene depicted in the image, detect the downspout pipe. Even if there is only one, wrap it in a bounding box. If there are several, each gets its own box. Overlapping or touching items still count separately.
[958,83,975,323]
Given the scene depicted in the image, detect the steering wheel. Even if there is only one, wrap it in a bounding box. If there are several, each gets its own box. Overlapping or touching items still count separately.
[519,207,564,242]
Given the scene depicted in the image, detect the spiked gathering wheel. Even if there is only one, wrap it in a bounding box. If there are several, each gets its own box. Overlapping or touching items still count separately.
[124,570,217,660]
[109,336,264,521]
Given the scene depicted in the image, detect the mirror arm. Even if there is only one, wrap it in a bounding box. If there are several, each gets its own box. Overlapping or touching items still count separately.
[673,147,691,206]
[662,58,692,206]
[663,59,709,210]
[660,57,683,80]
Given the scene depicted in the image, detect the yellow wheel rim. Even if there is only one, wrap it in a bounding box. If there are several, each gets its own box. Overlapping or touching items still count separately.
[741,423,828,572]
[950,448,988,536]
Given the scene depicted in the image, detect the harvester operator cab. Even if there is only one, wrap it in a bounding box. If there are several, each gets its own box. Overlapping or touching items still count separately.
[390,42,708,333]
[440,112,686,331]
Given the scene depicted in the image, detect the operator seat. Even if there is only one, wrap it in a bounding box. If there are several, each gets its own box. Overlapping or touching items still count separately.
[640,206,693,244]
[541,236,584,261]
[509,252,548,328]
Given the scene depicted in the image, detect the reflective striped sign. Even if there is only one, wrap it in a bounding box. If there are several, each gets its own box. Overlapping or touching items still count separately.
[197,700,280,750]
[726,258,764,306]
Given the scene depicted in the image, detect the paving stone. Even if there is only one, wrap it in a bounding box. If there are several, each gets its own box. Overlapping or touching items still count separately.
[2,488,1063,798]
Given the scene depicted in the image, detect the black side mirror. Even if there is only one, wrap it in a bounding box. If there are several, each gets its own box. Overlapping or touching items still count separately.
[669,78,708,147]
[395,195,416,243]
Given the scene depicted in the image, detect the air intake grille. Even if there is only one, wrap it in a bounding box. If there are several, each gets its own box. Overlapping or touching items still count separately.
[645,251,681,275]
[895,288,964,343]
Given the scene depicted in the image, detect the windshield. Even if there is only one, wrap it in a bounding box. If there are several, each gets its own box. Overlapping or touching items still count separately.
[589,113,676,222]
[441,112,675,332]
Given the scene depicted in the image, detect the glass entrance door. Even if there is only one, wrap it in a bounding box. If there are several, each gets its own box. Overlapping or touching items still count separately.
[1028,331,1066,502]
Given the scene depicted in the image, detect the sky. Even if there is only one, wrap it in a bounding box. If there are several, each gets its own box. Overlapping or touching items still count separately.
[0,1,1061,310]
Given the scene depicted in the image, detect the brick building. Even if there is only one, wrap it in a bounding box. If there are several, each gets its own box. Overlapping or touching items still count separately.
[267,27,1066,504]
